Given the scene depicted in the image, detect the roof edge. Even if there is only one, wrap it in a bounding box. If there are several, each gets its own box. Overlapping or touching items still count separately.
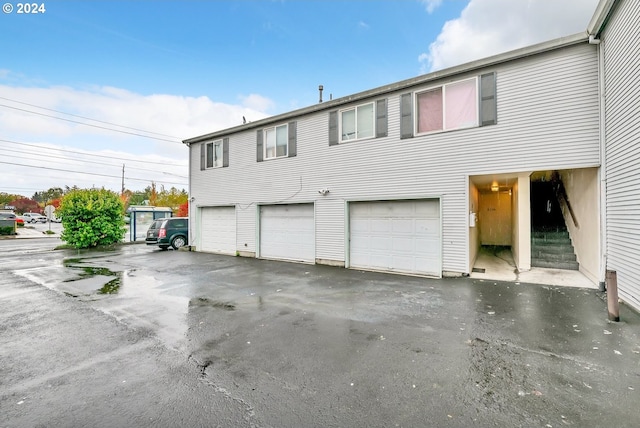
[587,0,618,36]
[183,32,589,145]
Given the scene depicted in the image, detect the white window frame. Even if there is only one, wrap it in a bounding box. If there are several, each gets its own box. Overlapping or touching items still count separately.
[263,123,288,160]
[414,77,479,136]
[339,101,375,143]
[206,140,224,169]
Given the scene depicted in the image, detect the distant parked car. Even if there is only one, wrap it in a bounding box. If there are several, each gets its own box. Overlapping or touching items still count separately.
[22,212,47,223]
[145,217,188,250]
[48,215,62,223]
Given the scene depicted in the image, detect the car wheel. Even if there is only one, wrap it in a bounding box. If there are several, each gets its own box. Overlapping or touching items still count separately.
[171,236,186,250]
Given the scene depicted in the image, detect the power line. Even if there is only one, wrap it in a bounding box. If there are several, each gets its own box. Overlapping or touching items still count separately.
[0,160,188,186]
[0,138,188,166]
[0,104,181,143]
[0,95,181,139]
[2,146,187,176]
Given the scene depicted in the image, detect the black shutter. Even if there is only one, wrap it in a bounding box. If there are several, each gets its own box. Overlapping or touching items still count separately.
[256,129,263,162]
[400,93,413,139]
[328,110,339,146]
[480,72,497,126]
[223,137,229,167]
[288,121,297,157]
[200,143,205,170]
[376,98,388,138]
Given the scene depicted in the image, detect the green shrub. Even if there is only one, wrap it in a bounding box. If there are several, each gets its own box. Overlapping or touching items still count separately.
[0,226,15,235]
[58,189,126,249]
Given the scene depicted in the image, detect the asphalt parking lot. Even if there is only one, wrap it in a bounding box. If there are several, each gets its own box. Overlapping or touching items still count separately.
[1,240,639,427]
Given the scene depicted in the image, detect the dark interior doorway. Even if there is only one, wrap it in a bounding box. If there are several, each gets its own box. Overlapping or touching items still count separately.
[530,181,565,231]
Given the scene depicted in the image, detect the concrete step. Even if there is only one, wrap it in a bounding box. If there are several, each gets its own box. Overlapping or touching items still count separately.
[531,243,575,254]
[532,230,570,240]
[531,237,573,247]
[531,259,580,270]
[531,251,577,262]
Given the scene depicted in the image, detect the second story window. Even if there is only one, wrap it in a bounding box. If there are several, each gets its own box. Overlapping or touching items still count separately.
[200,138,229,170]
[256,121,297,162]
[206,140,223,168]
[340,102,374,142]
[416,77,478,134]
[264,124,288,159]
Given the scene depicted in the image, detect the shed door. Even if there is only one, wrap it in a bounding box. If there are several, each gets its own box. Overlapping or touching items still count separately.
[260,204,315,262]
[350,200,441,276]
[200,206,236,255]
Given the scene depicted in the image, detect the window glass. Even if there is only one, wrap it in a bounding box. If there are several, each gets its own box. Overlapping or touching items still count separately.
[417,87,443,133]
[341,109,355,140]
[276,124,287,157]
[265,128,276,159]
[214,142,223,167]
[444,79,477,130]
[206,143,214,168]
[356,103,374,139]
[340,103,374,142]
[264,124,288,159]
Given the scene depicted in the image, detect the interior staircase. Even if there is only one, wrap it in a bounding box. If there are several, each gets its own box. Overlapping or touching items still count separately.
[531,226,579,270]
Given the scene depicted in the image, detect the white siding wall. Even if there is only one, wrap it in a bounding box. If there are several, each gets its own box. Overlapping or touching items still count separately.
[189,43,600,274]
[602,0,640,311]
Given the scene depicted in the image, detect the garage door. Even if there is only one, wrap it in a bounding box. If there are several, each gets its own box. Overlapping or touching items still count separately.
[349,200,441,276]
[200,206,236,255]
[260,204,315,262]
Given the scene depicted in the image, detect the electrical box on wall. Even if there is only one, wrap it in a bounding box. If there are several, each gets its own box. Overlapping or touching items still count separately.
[469,212,477,228]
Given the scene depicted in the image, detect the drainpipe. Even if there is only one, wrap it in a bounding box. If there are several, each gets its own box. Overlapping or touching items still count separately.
[590,34,607,291]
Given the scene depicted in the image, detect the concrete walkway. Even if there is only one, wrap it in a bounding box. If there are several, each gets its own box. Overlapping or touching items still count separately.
[471,245,597,289]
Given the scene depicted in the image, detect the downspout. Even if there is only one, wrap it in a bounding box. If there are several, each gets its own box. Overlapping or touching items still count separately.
[187,143,194,249]
[590,34,607,291]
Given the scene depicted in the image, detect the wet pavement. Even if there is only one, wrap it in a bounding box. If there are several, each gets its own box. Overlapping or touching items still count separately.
[1,240,639,427]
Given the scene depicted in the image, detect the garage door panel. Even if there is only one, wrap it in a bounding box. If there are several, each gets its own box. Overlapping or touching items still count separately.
[260,204,314,262]
[200,207,236,255]
[350,200,441,276]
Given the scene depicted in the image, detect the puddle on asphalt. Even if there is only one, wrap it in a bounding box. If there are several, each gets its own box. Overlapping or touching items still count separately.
[62,257,123,297]
[189,297,236,311]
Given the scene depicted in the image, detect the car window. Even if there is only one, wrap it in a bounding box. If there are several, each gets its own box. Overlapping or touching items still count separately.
[171,219,187,228]
[148,220,164,230]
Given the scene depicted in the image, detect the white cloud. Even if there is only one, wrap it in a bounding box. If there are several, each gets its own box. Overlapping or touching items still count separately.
[239,93,275,113]
[420,0,443,14]
[419,0,600,72]
[0,82,272,196]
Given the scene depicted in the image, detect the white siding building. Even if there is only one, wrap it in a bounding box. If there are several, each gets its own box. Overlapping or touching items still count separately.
[184,0,640,313]
[185,33,600,282]
[588,0,640,310]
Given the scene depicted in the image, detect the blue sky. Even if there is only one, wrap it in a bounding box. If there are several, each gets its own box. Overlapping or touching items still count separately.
[2,1,466,109]
[0,0,599,196]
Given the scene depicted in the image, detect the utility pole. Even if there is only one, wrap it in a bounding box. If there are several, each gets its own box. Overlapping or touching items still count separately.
[121,164,125,195]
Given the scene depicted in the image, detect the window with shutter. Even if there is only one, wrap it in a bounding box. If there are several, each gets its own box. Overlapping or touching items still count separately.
[261,123,289,160]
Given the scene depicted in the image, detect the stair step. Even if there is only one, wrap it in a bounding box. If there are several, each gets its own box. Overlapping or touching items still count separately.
[531,243,575,253]
[531,259,580,270]
[532,231,570,240]
[531,251,577,262]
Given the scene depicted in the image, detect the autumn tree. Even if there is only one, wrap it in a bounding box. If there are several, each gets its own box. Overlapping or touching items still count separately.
[12,197,41,214]
[0,192,25,207]
[176,201,189,217]
[156,186,188,214]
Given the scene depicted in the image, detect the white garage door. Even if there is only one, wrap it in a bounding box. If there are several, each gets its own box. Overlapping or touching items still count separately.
[200,206,236,255]
[350,200,441,276]
[260,204,315,263]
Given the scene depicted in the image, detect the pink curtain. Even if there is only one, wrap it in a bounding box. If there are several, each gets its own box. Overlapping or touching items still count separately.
[444,79,477,130]
[417,88,443,133]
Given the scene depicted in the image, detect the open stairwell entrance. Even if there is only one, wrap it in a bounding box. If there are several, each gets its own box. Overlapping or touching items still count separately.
[530,171,579,270]
[469,168,600,288]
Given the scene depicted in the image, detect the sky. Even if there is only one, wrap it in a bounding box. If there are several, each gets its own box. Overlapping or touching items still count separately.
[0,0,600,198]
